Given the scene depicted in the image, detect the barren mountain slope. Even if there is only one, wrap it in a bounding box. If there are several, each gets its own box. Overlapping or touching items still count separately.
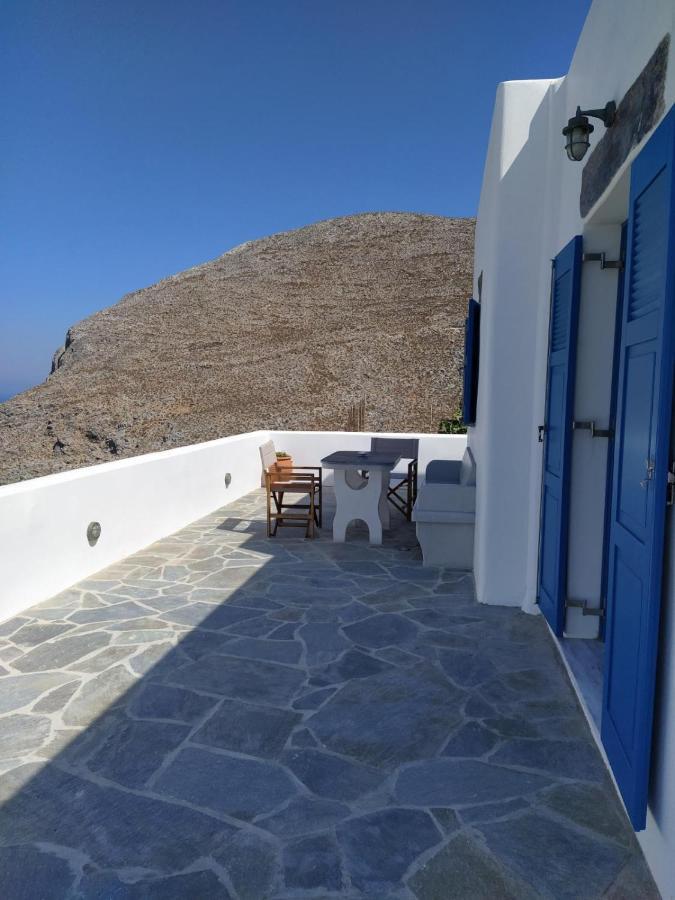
[0,212,474,485]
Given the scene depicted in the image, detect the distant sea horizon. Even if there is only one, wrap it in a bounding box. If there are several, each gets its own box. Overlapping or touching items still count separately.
[0,387,25,403]
[0,378,38,403]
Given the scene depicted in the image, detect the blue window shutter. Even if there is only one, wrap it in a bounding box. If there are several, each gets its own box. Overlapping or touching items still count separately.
[462,299,480,425]
[537,236,583,636]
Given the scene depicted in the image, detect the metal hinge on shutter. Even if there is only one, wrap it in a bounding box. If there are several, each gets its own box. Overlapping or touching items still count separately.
[572,420,614,438]
[582,252,624,270]
[565,597,605,618]
[667,464,675,506]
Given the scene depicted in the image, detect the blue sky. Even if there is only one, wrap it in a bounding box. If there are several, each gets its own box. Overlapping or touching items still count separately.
[1,0,591,400]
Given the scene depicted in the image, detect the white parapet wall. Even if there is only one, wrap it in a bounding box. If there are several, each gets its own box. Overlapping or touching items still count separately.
[273,430,466,483]
[0,430,270,621]
[0,429,467,621]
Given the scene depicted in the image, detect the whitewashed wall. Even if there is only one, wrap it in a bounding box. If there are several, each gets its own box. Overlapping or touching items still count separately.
[472,1,675,892]
[273,430,466,483]
[0,430,466,622]
[472,76,559,610]
[0,431,269,621]
[473,0,675,607]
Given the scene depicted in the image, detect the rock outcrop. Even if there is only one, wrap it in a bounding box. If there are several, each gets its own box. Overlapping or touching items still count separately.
[0,212,474,485]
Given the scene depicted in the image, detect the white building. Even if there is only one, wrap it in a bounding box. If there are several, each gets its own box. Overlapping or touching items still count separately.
[471,0,675,894]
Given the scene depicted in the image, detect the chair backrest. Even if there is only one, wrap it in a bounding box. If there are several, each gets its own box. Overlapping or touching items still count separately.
[459,446,477,486]
[259,440,277,473]
[370,437,419,460]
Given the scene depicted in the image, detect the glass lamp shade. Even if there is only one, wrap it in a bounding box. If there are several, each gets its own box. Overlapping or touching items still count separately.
[565,125,591,161]
[563,112,593,162]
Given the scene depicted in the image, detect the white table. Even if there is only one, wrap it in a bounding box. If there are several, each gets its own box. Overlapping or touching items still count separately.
[320,451,401,545]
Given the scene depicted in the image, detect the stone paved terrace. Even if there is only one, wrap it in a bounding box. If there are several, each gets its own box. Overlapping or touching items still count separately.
[0,489,659,899]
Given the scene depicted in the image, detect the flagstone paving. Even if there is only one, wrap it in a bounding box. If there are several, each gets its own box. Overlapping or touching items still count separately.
[0,489,659,898]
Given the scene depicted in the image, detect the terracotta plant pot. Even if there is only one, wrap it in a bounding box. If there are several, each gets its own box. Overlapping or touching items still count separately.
[273,455,294,481]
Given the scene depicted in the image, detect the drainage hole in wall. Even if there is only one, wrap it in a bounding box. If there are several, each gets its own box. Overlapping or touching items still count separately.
[87,522,102,546]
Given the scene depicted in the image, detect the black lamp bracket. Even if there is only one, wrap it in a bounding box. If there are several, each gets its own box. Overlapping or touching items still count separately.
[576,101,616,127]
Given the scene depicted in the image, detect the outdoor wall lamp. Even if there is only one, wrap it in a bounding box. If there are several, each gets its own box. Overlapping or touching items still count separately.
[563,101,616,161]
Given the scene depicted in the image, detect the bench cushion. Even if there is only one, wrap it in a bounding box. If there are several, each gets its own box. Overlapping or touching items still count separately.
[425,447,476,486]
[426,460,461,484]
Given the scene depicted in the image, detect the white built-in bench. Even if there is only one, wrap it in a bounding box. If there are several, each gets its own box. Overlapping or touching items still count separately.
[412,447,476,569]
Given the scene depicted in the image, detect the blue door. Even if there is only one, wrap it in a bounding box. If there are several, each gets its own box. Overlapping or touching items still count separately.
[602,108,675,830]
[538,236,583,635]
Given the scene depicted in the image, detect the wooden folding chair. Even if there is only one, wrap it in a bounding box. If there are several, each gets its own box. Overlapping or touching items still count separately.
[263,469,318,538]
[370,437,419,521]
[259,441,322,537]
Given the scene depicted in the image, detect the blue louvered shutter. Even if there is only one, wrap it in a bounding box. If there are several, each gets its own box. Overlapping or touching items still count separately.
[537,236,583,635]
[462,299,480,426]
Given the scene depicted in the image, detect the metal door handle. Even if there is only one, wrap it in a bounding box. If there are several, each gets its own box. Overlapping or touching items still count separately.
[538,425,546,443]
[640,458,655,489]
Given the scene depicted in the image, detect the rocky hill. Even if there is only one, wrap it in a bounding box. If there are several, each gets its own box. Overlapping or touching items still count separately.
[0,213,474,485]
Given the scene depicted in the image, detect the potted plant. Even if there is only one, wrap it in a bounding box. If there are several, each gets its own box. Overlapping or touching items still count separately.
[438,409,468,435]
[274,451,294,479]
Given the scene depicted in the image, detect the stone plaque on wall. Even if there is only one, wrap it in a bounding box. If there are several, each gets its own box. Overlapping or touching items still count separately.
[580,34,669,218]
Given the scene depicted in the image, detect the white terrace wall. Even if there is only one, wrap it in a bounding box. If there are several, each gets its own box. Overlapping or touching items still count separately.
[0,430,466,623]
[0,430,269,621]
[273,430,464,482]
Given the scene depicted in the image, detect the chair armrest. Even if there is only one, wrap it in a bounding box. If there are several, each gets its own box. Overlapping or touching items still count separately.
[265,466,316,478]
[265,468,317,482]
